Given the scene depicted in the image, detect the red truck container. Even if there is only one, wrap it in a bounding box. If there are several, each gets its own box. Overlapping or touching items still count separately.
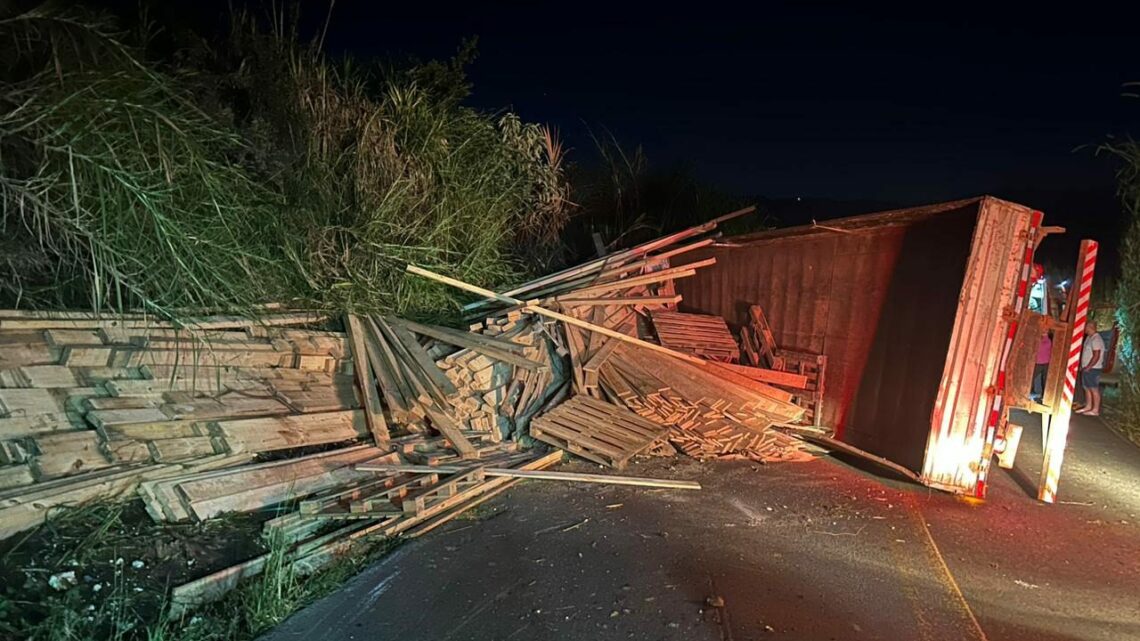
[675,196,1042,495]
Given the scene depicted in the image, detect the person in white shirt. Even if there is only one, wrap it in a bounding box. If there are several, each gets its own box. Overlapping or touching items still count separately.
[1077,324,1106,416]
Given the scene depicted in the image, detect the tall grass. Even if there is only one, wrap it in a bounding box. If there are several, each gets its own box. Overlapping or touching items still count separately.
[0,4,569,320]
[0,8,296,316]
[1101,126,1140,441]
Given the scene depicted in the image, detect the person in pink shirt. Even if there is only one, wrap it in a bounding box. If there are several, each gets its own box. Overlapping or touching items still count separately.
[1031,332,1051,402]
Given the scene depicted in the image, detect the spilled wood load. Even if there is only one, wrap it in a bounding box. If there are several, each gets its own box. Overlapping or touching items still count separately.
[0,205,836,612]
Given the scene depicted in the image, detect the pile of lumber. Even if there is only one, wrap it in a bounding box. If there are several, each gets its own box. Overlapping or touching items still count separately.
[598,347,807,462]
[0,311,354,539]
[0,206,839,613]
[406,205,818,465]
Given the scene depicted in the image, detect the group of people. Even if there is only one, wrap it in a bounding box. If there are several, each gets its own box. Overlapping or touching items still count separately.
[1032,324,1105,416]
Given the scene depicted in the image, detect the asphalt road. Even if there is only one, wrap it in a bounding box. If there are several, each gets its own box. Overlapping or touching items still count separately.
[261,413,1140,641]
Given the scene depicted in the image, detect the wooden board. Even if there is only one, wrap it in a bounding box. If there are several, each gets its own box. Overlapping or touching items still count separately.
[706,361,809,389]
[209,410,368,453]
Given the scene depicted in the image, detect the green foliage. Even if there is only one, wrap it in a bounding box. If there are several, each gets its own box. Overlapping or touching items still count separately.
[0,7,297,316]
[1101,130,1140,441]
[0,4,569,320]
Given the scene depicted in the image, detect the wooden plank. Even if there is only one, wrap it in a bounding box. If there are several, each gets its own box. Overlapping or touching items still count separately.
[359,319,412,417]
[460,206,753,315]
[423,406,479,459]
[0,463,35,490]
[0,311,327,331]
[17,366,80,388]
[563,324,587,393]
[86,408,170,430]
[0,343,61,368]
[551,267,700,300]
[525,305,708,366]
[0,414,78,438]
[383,317,459,399]
[748,305,782,368]
[148,437,221,462]
[209,410,368,453]
[620,346,804,422]
[177,446,385,521]
[357,462,701,490]
[30,433,113,479]
[99,420,208,441]
[698,364,796,403]
[402,450,564,538]
[529,396,669,469]
[706,361,809,389]
[373,317,444,406]
[559,295,683,307]
[44,330,105,346]
[0,388,62,416]
[396,318,546,371]
[103,438,152,463]
[344,315,389,444]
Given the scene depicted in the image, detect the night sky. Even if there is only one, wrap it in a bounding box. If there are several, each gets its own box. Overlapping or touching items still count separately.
[119,1,1140,269]
[310,2,1140,268]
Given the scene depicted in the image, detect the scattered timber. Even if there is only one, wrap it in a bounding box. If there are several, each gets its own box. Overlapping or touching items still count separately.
[0,207,848,616]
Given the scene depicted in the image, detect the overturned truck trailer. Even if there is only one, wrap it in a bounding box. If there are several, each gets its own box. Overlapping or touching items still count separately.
[676,196,1049,497]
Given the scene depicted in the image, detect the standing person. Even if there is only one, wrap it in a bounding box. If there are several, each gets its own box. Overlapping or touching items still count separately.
[1077,324,1105,416]
[1031,332,1051,401]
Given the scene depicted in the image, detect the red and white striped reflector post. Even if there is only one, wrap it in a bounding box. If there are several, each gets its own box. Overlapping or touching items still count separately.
[1038,239,1098,503]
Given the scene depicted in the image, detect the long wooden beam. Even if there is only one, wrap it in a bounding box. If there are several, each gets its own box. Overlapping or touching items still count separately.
[356,462,702,490]
[552,263,708,301]
[559,295,683,307]
[394,318,546,371]
[460,206,754,313]
[406,265,707,366]
[344,315,389,443]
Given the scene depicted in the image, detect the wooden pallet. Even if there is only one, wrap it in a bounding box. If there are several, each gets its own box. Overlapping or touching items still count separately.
[745,305,782,369]
[650,311,740,362]
[530,395,668,469]
[772,350,827,427]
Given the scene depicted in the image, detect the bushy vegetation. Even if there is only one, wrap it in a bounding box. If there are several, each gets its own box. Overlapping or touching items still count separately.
[0,4,569,320]
[1102,132,1140,441]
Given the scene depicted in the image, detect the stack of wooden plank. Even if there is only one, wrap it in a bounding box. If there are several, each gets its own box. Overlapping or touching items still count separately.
[172,441,566,614]
[0,311,359,538]
[343,314,560,456]
[597,346,808,462]
[649,311,740,362]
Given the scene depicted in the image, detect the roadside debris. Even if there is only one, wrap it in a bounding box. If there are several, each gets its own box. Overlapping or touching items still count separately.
[48,570,78,591]
[0,206,833,613]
